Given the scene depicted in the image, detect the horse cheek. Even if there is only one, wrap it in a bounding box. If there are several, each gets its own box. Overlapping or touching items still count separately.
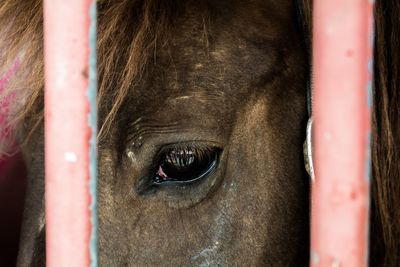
[224,96,308,266]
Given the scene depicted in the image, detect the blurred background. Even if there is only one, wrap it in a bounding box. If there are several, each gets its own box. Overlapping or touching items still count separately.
[0,151,26,266]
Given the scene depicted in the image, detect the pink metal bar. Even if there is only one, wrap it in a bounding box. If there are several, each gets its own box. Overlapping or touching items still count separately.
[44,0,96,266]
[311,1,374,266]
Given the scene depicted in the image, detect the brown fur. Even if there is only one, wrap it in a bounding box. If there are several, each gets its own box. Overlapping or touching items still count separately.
[0,0,399,266]
[370,1,400,266]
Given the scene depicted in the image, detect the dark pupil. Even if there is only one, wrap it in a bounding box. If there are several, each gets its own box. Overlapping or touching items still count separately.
[165,149,196,174]
[154,148,214,183]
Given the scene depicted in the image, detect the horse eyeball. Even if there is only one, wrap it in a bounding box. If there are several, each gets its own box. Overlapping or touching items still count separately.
[153,146,219,185]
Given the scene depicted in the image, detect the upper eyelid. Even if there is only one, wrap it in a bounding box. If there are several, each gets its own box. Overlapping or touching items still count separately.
[126,122,181,143]
[126,132,221,153]
[126,119,226,144]
[151,141,222,160]
[158,142,220,152]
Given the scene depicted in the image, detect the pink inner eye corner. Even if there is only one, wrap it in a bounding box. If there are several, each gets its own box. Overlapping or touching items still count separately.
[157,166,168,180]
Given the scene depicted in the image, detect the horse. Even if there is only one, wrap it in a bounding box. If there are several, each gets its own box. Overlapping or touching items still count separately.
[0,0,399,266]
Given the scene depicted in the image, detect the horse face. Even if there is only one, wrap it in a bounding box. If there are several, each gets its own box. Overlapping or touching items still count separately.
[18,0,309,266]
[98,1,309,265]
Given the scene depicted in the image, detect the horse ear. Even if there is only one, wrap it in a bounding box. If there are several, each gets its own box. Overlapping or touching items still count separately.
[303,118,314,182]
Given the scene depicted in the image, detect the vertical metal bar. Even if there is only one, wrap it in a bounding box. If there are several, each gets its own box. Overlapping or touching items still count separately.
[311,1,374,266]
[43,1,97,266]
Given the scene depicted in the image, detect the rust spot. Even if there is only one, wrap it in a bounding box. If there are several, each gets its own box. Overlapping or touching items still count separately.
[346,50,354,57]
[350,190,357,200]
[81,67,89,79]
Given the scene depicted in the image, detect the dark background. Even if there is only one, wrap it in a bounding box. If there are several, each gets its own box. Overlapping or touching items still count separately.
[0,152,26,267]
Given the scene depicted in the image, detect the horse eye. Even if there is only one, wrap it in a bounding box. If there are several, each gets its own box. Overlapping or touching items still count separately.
[153,146,219,185]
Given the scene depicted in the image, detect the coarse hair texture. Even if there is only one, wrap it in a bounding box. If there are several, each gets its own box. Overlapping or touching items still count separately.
[0,0,399,266]
[370,1,400,266]
[0,0,179,147]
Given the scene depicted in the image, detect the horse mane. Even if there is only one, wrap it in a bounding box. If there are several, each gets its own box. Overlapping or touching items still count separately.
[0,0,399,265]
[370,1,400,265]
[0,0,179,148]
[0,0,44,153]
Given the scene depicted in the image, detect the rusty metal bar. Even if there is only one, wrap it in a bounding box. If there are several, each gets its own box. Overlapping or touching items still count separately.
[311,1,374,266]
[43,0,97,266]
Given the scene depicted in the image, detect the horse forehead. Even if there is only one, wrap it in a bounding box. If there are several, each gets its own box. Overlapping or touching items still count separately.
[129,0,298,122]
[170,0,295,43]
[147,29,282,101]
[151,2,295,90]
